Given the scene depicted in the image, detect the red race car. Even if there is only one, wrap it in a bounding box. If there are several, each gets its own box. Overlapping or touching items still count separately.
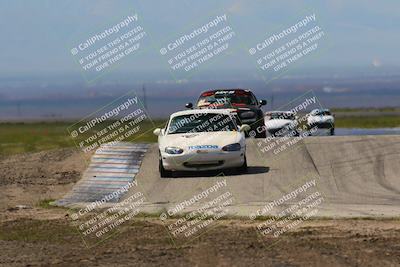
[186,89,267,138]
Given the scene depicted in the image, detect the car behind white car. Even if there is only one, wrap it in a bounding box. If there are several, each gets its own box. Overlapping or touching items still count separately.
[153,109,250,177]
[264,111,299,137]
[307,109,335,135]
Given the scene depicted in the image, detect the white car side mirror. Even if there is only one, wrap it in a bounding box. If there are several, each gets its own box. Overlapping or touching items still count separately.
[239,124,251,132]
[153,128,162,136]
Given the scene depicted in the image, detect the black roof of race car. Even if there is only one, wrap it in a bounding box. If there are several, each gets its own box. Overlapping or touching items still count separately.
[200,89,253,95]
[202,89,251,92]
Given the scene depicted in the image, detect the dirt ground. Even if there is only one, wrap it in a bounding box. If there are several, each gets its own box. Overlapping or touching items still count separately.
[1,149,400,267]
[0,148,86,215]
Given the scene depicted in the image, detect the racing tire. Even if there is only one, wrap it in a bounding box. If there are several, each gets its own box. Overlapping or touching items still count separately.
[237,155,248,174]
[292,129,300,137]
[254,123,267,138]
[330,127,335,136]
[255,130,267,138]
[159,156,172,178]
[247,119,266,138]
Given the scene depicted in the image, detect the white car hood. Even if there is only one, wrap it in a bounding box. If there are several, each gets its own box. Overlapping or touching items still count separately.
[308,115,334,123]
[160,131,242,151]
[265,119,293,129]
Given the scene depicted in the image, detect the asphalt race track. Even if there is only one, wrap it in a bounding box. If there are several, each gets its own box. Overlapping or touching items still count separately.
[59,136,400,218]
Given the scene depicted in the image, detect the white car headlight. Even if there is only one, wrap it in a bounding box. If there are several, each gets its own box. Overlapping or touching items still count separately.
[222,143,241,151]
[165,147,184,154]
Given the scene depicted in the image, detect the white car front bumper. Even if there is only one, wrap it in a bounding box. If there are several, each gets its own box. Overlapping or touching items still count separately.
[161,150,245,171]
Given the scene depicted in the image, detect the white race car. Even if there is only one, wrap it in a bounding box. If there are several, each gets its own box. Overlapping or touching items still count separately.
[153,109,250,177]
[264,111,299,137]
[307,109,335,135]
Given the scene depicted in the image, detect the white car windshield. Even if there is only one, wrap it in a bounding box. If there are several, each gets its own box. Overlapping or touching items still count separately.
[197,91,257,107]
[313,110,332,116]
[167,113,237,134]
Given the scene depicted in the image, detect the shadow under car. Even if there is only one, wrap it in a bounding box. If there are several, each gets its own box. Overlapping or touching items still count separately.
[161,166,270,178]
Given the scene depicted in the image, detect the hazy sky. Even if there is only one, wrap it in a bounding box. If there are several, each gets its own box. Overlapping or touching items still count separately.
[0,0,399,78]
